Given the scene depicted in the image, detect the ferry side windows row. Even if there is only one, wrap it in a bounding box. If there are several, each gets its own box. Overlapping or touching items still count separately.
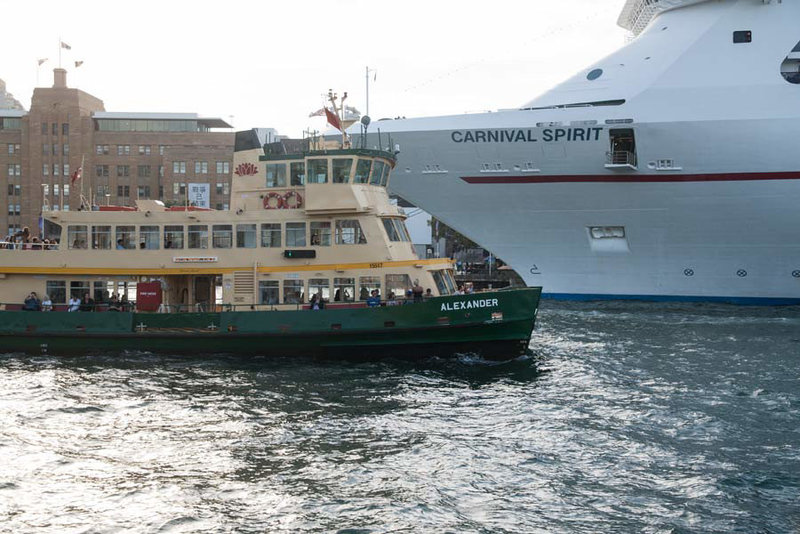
[65,221,366,250]
[264,158,390,187]
[257,275,411,305]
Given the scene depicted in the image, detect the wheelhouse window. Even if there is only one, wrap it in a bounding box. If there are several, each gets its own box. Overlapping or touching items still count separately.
[370,160,386,185]
[164,225,184,249]
[283,280,304,304]
[333,278,355,302]
[266,163,287,187]
[382,218,411,242]
[116,226,136,249]
[307,159,328,184]
[290,162,305,186]
[335,220,366,244]
[310,222,331,246]
[286,222,306,247]
[359,276,381,300]
[308,278,330,302]
[212,224,233,248]
[432,270,456,295]
[259,280,279,305]
[354,159,372,184]
[92,225,112,249]
[331,158,353,183]
[67,225,88,249]
[236,224,257,248]
[140,226,159,249]
[188,225,208,249]
[261,223,281,247]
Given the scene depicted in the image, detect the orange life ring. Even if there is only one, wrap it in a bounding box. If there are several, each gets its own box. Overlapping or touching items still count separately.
[283,190,303,209]
[263,192,284,209]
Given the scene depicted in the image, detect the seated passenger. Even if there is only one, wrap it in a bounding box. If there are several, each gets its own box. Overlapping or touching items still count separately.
[386,292,401,306]
[41,294,53,312]
[68,295,81,312]
[79,292,95,312]
[366,289,381,307]
[23,292,41,311]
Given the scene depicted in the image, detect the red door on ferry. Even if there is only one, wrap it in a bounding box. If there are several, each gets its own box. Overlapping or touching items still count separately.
[136,282,162,312]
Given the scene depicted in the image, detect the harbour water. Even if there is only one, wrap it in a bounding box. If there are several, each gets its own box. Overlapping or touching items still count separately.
[1,301,798,533]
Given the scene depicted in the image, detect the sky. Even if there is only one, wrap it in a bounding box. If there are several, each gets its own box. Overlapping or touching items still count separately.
[0,0,628,137]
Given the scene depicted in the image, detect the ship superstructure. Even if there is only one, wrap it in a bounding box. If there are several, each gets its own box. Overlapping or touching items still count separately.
[356,0,800,304]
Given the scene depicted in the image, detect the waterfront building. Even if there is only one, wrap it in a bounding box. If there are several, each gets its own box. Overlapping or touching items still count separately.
[0,69,233,238]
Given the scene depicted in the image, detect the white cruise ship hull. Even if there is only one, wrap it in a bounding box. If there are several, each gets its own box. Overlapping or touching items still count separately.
[355,0,800,304]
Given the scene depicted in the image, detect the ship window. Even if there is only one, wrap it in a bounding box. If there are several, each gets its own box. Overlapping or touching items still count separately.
[259,280,279,305]
[308,278,330,302]
[587,68,603,81]
[93,281,108,303]
[781,40,800,84]
[67,225,88,249]
[380,162,391,186]
[286,222,306,247]
[385,274,412,300]
[261,223,281,247]
[359,276,381,300]
[236,224,257,248]
[382,218,410,242]
[283,280,304,304]
[733,30,752,43]
[333,278,355,302]
[70,281,89,301]
[335,220,366,245]
[290,162,305,186]
[115,226,136,250]
[310,222,331,246]
[307,159,328,184]
[92,225,112,250]
[140,226,159,249]
[589,226,625,239]
[212,225,232,248]
[188,225,208,249]
[265,163,287,188]
[164,225,184,249]
[332,158,353,183]
[46,281,66,304]
[370,161,386,185]
[354,159,372,183]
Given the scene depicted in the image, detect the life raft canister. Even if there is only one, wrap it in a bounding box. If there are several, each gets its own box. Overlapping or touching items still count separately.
[263,192,284,209]
[283,190,303,209]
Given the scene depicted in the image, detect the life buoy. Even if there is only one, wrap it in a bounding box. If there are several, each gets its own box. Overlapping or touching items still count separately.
[283,190,303,209]
[263,192,284,209]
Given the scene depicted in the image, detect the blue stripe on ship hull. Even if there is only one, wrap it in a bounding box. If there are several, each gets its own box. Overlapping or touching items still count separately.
[542,292,800,306]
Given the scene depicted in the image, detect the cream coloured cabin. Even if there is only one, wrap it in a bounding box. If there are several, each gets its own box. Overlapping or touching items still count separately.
[0,133,456,311]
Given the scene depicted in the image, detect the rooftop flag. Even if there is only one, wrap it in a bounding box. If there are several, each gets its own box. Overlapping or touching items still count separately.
[60,41,71,50]
[75,60,83,68]
[70,166,82,185]
[37,58,48,66]
[308,108,325,118]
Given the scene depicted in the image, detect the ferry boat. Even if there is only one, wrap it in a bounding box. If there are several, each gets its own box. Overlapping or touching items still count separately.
[355,0,800,305]
[0,101,541,358]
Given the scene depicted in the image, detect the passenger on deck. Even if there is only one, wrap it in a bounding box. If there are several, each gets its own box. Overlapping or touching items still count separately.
[23,292,41,311]
[79,292,95,312]
[41,294,53,312]
[425,289,433,299]
[366,289,381,307]
[412,280,424,303]
[68,294,81,312]
[116,239,125,250]
[386,292,400,306]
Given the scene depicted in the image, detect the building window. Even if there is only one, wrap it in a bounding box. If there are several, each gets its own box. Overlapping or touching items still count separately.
[216,161,230,174]
[116,165,130,177]
[63,144,69,156]
[195,161,208,174]
[159,145,166,155]
[52,123,58,136]
[53,164,60,176]
[96,165,109,177]
[215,182,224,195]
[42,144,50,155]
[138,145,151,156]
[158,165,164,178]
[173,161,186,174]
[62,123,69,136]
[42,164,49,176]
[52,144,59,156]
[117,145,130,156]
[173,182,186,196]
[137,165,151,178]
[41,122,47,135]
[260,223,281,247]
[95,144,109,155]
[286,222,306,247]
[117,185,131,197]
[137,185,151,198]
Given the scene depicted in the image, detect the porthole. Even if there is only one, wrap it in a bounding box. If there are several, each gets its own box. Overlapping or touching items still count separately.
[587,68,603,81]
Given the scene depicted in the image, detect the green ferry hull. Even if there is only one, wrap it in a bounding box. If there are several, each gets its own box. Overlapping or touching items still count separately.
[0,288,541,360]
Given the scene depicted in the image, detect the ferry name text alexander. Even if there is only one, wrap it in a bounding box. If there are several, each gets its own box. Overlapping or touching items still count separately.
[451,127,603,143]
[441,298,499,311]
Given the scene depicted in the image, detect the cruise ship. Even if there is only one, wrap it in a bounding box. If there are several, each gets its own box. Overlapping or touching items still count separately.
[354,0,800,304]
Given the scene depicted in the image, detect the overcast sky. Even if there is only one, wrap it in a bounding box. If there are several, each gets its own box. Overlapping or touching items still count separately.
[1,0,628,136]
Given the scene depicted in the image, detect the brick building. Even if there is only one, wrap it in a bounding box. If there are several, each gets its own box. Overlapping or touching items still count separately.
[0,69,234,238]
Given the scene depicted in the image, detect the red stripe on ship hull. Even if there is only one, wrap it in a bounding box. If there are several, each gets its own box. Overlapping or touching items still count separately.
[460,171,800,184]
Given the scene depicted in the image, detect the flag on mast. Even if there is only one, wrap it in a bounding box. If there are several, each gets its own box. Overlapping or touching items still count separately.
[325,107,342,131]
[70,166,82,185]
[308,108,325,118]
[74,60,84,68]
[37,58,48,66]
[60,41,71,50]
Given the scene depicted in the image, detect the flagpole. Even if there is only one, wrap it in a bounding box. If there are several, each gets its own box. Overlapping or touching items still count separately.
[58,36,61,69]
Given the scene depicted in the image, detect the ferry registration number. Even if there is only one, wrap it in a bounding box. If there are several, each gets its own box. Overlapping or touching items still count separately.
[369,262,384,269]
